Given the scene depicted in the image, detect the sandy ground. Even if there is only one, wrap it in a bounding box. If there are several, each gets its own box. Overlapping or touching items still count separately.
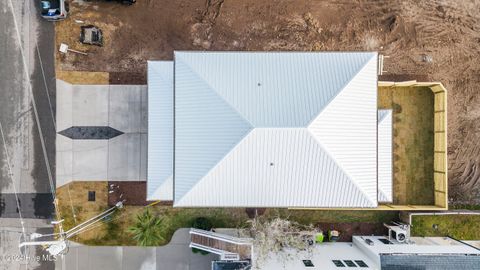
[56,0,480,205]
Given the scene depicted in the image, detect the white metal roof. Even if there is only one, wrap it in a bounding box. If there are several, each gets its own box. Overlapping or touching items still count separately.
[174,52,375,127]
[172,51,378,207]
[147,61,174,200]
[177,128,375,207]
[378,109,393,203]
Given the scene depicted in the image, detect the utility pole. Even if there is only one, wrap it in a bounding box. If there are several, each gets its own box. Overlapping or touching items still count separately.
[19,201,123,256]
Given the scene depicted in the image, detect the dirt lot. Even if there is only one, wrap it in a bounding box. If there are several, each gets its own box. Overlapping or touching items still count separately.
[56,0,480,205]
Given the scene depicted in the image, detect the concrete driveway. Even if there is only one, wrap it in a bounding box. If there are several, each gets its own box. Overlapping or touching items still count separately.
[55,229,218,270]
[56,80,147,187]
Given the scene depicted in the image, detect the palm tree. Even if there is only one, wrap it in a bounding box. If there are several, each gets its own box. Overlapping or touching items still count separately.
[128,208,165,246]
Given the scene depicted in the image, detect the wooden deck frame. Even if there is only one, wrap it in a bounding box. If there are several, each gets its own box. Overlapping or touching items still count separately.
[291,81,448,211]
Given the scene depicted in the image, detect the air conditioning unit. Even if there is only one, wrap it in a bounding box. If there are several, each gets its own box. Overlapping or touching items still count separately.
[385,223,409,243]
[390,227,407,242]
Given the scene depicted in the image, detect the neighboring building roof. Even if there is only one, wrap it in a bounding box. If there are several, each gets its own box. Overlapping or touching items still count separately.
[172,51,378,207]
[378,109,393,203]
[380,254,480,270]
[147,61,174,200]
[259,242,377,270]
[255,236,480,270]
[353,236,480,265]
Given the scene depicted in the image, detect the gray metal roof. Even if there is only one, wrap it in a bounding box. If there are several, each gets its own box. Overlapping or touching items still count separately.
[380,254,480,270]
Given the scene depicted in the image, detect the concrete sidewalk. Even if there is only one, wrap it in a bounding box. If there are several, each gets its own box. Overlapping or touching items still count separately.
[56,80,147,187]
[55,229,218,270]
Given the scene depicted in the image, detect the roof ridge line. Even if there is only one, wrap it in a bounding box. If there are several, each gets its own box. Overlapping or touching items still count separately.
[306,55,379,206]
[378,188,390,202]
[149,174,173,200]
[306,53,378,127]
[378,109,392,123]
[174,128,256,206]
[173,56,254,204]
[148,61,173,86]
[306,129,377,207]
[174,54,255,128]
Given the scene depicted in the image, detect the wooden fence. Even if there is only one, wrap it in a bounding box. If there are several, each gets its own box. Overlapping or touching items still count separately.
[293,81,448,211]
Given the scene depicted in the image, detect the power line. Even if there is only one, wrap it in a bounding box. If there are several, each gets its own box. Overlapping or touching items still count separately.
[6,0,67,249]
[0,121,26,236]
[7,0,63,223]
[35,44,57,131]
[8,0,56,199]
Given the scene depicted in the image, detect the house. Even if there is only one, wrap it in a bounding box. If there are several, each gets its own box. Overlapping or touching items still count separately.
[188,225,480,270]
[147,51,448,210]
[257,234,480,270]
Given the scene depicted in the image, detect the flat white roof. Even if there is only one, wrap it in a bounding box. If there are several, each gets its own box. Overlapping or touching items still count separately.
[259,242,378,270]
[259,236,480,270]
[353,236,480,266]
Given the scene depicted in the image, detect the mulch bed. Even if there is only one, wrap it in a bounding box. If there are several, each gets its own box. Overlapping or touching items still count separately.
[109,72,147,85]
[315,222,388,242]
[245,208,267,218]
[107,181,173,206]
[379,74,431,82]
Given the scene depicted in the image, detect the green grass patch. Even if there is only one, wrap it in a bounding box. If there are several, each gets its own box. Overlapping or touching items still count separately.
[411,215,480,240]
[269,209,398,224]
[450,204,480,211]
[76,206,399,246]
[378,86,435,205]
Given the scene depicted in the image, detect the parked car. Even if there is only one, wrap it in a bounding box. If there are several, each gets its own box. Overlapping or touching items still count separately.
[40,0,69,21]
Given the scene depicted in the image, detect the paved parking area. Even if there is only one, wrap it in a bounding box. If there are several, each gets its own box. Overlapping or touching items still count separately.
[56,80,147,187]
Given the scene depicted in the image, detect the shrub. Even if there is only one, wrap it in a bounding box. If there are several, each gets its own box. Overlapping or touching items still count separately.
[191,217,213,231]
[128,208,165,246]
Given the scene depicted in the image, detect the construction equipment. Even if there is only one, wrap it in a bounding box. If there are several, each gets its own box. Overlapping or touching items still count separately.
[80,25,103,46]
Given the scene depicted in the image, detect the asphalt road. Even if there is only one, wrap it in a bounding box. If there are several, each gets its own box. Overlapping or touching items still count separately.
[0,0,56,269]
[0,0,56,217]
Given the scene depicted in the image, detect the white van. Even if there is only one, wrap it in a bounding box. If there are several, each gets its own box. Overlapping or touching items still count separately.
[40,0,69,21]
